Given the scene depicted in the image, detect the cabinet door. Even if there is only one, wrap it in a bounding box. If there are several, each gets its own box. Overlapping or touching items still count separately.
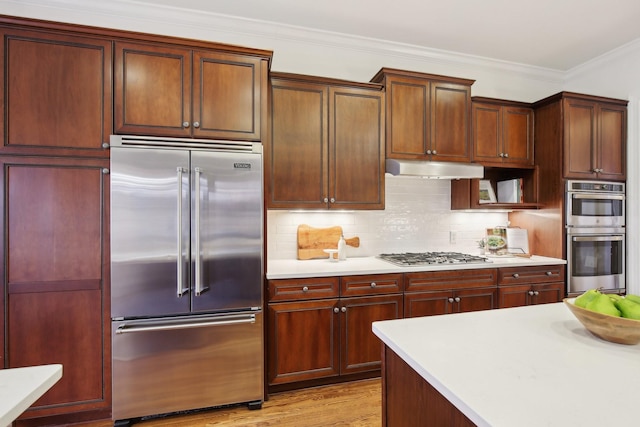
[330,86,385,209]
[502,106,534,166]
[267,79,328,209]
[498,284,532,308]
[1,156,110,419]
[0,28,112,157]
[267,299,339,385]
[193,51,264,141]
[454,287,497,313]
[114,42,192,137]
[404,290,453,317]
[430,82,471,162]
[384,75,429,158]
[598,103,626,181]
[472,102,501,164]
[340,294,403,374]
[531,282,565,305]
[563,98,597,179]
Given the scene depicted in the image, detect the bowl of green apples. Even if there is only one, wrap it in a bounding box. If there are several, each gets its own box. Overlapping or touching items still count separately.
[564,290,640,345]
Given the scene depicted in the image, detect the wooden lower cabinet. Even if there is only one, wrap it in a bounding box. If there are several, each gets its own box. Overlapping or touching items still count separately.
[404,287,497,317]
[498,265,566,308]
[381,344,475,427]
[1,155,111,425]
[267,274,403,387]
[404,269,497,318]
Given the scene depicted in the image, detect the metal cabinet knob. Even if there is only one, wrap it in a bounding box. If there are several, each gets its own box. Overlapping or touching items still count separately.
[546,271,552,276]
[102,168,110,174]
[102,142,110,149]
[513,273,520,279]
[370,282,377,288]
[323,197,329,203]
[334,307,339,313]
[426,149,432,155]
[330,198,335,203]
[432,150,437,155]
[528,290,534,296]
[533,291,539,296]
[503,153,509,158]
[341,307,347,313]
[454,297,461,303]
[182,121,190,128]
[448,297,455,303]
[302,286,309,292]
[193,121,200,128]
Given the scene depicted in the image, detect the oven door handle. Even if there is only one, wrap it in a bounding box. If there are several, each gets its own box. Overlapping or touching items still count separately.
[572,193,625,201]
[572,235,624,242]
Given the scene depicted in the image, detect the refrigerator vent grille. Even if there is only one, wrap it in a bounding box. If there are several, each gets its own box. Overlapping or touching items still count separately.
[110,135,261,153]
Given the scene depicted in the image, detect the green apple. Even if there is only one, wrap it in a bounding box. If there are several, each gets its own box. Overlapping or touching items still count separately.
[625,294,640,305]
[575,289,600,308]
[586,293,621,317]
[615,298,640,320]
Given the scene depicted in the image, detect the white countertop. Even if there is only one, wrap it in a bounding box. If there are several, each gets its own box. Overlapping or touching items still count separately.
[372,303,640,427]
[0,364,62,427]
[267,255,566,279]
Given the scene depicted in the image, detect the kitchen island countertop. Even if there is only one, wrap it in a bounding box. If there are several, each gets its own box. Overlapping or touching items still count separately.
[0,364,62,427]
[372,303,640,427]
[267,255,565,279]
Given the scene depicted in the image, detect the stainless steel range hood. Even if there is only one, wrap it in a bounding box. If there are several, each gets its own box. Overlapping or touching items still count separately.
[386,159,484,179]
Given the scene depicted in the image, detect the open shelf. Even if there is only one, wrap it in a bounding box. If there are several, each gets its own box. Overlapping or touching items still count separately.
[451,166,542,210]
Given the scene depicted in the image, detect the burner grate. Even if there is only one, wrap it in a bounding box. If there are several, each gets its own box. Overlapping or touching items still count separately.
[378,252,490,266]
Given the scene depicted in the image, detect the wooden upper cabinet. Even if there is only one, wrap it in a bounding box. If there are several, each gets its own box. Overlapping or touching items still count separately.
[472,98,534,167]
[563,96,626,180]
[370,68,474,162]
[330,86,385,209]
[267,73,384,210]
[115,41,268,141]
[0,27,112,157]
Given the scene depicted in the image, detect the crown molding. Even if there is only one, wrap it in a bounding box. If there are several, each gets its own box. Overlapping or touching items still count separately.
[3,0,564,84]
[566,37,640,80]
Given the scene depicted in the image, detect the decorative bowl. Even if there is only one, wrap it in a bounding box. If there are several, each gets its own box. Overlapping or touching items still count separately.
[564,298,640,345]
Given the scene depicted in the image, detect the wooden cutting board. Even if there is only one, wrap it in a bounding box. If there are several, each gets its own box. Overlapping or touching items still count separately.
[297,224,360,260]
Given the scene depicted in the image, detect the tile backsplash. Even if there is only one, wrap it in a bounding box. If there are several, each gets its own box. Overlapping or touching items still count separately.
[267,175,509,260]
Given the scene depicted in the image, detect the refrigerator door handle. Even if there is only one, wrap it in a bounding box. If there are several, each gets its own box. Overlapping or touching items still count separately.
[176,167,189,297]
[115,313,256,334]
[194,167,209,296]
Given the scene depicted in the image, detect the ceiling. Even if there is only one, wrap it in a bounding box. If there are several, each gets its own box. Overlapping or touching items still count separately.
[126,0,640,71]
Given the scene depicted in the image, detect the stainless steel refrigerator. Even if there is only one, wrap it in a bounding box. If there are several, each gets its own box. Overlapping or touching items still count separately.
[109,135,264,425]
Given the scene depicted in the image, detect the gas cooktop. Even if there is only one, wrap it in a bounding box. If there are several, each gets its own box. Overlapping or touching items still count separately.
[378,252,491,266]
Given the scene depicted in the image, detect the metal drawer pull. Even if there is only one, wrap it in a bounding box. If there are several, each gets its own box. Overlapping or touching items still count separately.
[546,271,552,276]
[513,273,520,279]
[448,297,454,303]
[116,314,256,334]
[341,307,347,312]
[334,307,339,313]
[302,286,309,292]
[370,282,377,288]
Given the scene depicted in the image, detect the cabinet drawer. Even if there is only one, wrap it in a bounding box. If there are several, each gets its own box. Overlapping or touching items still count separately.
[498,265,565,285]
[340,274,403,297]
[405,268,497,292]
[268,277,339,302]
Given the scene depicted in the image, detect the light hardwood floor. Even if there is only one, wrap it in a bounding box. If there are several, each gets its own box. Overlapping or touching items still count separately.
[80,379,381,427]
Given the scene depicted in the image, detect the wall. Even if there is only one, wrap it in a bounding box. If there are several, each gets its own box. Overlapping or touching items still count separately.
[267,177,509,259]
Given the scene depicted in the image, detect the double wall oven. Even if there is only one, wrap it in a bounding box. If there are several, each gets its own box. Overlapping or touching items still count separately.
[565,180,625,296]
